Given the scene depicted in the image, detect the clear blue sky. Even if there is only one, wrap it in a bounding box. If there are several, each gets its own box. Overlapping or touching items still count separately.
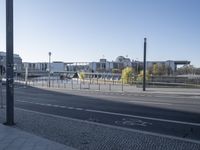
[0,0,200,67]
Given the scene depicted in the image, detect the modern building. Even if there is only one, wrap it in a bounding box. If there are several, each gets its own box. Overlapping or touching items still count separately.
[64,62,90,72]
[51,61,65,73]
[22,62,48,77]
[22,62,48,71]
[19,54,191,77]
[144,60,190,75]
[0,51,22,75]
[88,56,191,75]
[89,56,129,73]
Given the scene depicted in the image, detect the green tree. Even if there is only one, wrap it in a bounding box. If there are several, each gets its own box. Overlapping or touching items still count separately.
[121,67,133,84]
[158,64,167,76]
[153,64,159,75]
[148,66,153,75]
[177,65,195,75]
[196,68,200,75]
[137,70,150,81]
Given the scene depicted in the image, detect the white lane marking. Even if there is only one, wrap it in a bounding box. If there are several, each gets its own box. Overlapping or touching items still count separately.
[16,100,67,109]
[75,108,84,111]
[67,107,74,109]
[85,109,200,127]
[15,107,200,145]
[58,105,66,108]
[129,100,173,106]
[153,95,200,99]
[16,100,200,127]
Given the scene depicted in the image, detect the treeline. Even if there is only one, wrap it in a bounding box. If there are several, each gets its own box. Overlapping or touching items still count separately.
[176,65,200,75]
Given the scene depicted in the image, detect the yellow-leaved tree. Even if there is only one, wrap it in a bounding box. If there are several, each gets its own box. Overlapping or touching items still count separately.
[137,70,150,81]
[121,67,134,84]
[79,72,85,80]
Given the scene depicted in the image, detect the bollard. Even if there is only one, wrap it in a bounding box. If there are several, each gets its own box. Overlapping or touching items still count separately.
[98,84,100,91]
[109,84,111,91]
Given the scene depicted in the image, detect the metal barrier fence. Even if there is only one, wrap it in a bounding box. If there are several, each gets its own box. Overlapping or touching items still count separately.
[0,75,198,109]
[12,76,200,93]
[24,78,129,92]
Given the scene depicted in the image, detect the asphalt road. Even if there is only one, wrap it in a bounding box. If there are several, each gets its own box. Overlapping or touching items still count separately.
[2,85,200,141]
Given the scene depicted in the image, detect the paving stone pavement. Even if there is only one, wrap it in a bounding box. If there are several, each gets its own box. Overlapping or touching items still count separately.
[0,123,76,150]
[1,108,200,150]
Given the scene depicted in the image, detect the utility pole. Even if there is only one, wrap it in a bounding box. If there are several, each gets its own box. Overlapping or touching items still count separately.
[143,38,147,91]
[5,0,14,125]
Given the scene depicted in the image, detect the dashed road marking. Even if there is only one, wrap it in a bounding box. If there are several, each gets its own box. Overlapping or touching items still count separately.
[16,100,200,127]
[75,108,84,111]
[129,100,173,106]
[67,107,74,109]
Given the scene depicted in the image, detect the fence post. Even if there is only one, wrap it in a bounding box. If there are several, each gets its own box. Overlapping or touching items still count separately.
[64,82,66,88]
[0,78,3,109]
[58,79,60,88]
[71,80,73,89]
[122,79,124,91]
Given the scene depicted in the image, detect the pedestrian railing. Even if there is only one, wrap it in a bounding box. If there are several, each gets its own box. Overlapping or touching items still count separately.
[11,76,200,93]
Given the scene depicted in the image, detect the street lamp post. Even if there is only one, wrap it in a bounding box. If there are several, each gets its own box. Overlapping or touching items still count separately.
[48,52,51,87]
[143,38,147,91]
[6,0,14,125]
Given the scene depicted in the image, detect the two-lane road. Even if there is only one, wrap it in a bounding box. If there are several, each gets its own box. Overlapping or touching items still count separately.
[4,86,200,141]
